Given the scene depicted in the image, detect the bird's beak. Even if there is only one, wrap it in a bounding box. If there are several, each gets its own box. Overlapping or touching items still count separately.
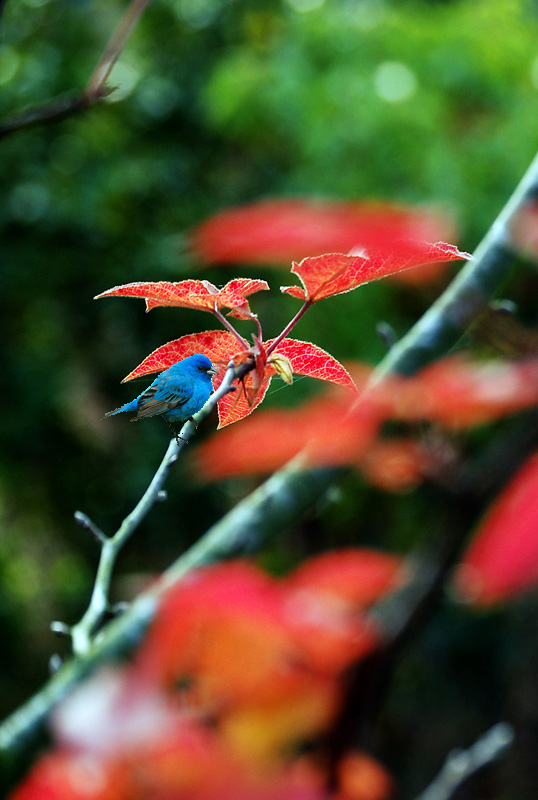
[208,365,218,376]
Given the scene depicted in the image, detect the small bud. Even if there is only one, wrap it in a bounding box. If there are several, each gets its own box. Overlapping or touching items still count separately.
[268,353,294,385]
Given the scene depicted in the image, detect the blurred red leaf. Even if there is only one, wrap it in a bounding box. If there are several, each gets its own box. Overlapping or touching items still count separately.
[8,751,130,800]
[195,392,383,479]
[336,752,395,800]
[360,438,428,493]
[395,357,538,430]
[285,549,405,608]
[95,278,269,319]
[453,449,538,605]
[281,243,470,304]
[191,198,458,285]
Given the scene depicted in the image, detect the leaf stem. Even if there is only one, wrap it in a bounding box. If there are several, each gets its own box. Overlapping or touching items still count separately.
[212,308,250,350]
[266,299,312,355]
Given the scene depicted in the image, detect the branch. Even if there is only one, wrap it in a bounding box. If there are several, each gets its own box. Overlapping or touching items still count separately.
[414,723,514,800]
[85,0,152,98]
[0,457,336,755]
[266,299,312,355]
[0,0,154,140]
[63,362,238,657]
[375,148,538,378]
[0,91,111,141]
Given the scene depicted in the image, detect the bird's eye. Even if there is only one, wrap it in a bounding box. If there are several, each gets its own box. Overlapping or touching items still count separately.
[198,365,207,372]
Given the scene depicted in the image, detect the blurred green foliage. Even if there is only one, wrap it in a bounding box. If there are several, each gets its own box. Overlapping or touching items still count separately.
[2,0,538,795]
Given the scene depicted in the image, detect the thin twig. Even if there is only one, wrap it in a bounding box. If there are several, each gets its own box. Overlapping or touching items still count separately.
[266,299,312,356]
[0,91,110,141]
[74,511,107,544]
[212,307,250,350]
[85,0,153,98]
[69,361,238,656]
[0,0,153,139]
[414,723,514,800]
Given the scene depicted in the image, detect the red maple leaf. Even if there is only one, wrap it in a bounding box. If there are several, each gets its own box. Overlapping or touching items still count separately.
[95,278,269,319]
[281,243,470,303]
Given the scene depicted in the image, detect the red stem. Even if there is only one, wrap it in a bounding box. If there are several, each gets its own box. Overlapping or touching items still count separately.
[266,299,312,355]
[213,308,250,350]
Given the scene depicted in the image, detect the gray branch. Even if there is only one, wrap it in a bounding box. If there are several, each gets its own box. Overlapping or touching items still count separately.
[67,361,237,656]
[415,723,515,800]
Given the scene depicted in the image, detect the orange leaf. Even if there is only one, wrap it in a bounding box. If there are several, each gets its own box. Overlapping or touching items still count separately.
[190,198,458,286]
[268,338,358,394]
[395,357,538,430]
[453,449,538,605]
[195,392,383,479]
[360,438,428,492]
[281,243,470,303]
[336,752,395,800]
[95,278,269,319]
[285,549,405,608]
[121,330,242,382]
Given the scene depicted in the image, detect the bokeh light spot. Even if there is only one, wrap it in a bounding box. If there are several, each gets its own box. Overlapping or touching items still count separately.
[374,61,417,103]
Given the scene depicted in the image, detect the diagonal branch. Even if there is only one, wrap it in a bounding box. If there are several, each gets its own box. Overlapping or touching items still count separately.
[414,723,514,800]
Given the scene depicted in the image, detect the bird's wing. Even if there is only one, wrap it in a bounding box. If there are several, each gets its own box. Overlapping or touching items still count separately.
[132,385,190,420]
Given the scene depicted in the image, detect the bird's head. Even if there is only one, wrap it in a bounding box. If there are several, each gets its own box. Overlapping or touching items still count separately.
[186,354,218,378]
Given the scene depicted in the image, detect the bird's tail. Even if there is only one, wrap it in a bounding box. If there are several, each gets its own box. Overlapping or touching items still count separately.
[105,399,139,417]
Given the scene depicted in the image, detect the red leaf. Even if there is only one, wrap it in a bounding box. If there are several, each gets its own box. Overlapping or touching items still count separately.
[285,549,405,608]
[453,449,538,605]
[267,338,358,394]
[217,371,273,428]
[95,278,269,319]
[281,243,470,303]
[360,438,428,493]
[121,330,242,382]
[195,392,383,479]
[191,198,458,285]
[395,357,538,430]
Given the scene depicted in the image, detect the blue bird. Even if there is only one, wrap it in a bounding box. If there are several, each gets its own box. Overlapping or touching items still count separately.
[106,354,218,442]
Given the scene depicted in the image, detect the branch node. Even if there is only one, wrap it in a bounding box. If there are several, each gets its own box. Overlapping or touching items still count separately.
[108,601,130,616]
[50,621,71,638]
[74,511,107,543]
[48,654,63,675]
